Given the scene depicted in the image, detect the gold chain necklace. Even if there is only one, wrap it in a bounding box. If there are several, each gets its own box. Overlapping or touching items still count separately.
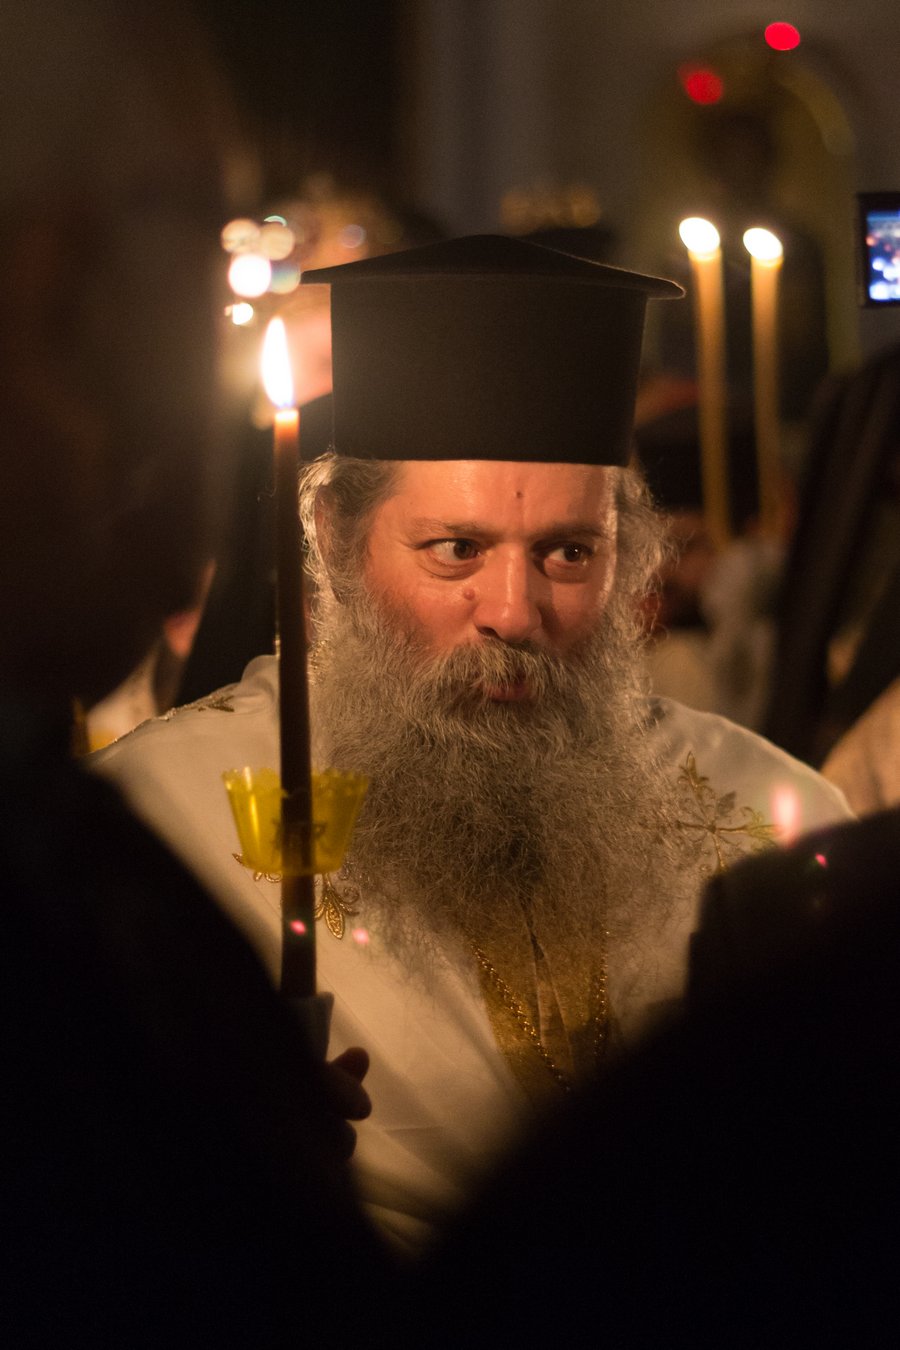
[468,936,610,1095]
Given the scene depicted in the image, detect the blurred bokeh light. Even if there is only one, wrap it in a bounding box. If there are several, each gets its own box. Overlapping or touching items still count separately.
[764,22,801,51]
[228,252,272,298]
[679,64,724,105]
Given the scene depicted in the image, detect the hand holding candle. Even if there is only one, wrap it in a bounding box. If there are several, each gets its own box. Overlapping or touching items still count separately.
[678,217,731,550]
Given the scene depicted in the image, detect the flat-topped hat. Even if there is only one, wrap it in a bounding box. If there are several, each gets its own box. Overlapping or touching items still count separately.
[302,233,682,466]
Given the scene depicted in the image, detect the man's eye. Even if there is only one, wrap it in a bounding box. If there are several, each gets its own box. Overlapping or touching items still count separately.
[427,539,480,564]
[545,542,593,566]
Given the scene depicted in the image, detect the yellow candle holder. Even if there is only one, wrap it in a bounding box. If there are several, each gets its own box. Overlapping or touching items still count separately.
[222,766,368,875]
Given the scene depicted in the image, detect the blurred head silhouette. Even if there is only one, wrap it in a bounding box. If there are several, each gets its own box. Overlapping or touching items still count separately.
[0,0,237,711]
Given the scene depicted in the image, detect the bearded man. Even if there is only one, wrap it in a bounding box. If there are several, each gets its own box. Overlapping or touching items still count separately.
[94,235,851,1250]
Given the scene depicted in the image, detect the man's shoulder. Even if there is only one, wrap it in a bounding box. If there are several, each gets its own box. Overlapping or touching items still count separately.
[89,655,281,854]
[645,695,853,835]
[647,694,816,769]
[92,655,278,772]
[645,695,837,779]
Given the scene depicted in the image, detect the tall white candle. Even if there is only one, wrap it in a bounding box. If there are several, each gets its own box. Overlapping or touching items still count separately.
[743,227,784,538]
[679,217,730,549]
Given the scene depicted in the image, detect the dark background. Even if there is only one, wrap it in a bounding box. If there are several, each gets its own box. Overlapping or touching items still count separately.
[195,0,404,202]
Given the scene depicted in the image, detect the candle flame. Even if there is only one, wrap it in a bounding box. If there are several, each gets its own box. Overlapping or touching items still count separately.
[771,785,801,844]
[678,216,720,259]
[743,227,783,264]
[261,317,295,409]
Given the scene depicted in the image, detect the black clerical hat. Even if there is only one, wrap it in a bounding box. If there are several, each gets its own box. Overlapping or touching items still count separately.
[302,234,682,465]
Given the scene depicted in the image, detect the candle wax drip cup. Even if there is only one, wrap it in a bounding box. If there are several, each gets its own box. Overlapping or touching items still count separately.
[222,766,368,875]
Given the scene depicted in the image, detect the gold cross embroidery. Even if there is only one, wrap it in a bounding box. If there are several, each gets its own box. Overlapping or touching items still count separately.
[231,856,360,939]
[162,690,236,721]
[317,876,361,940]
[195,693,235,713]
[675,752,779,874]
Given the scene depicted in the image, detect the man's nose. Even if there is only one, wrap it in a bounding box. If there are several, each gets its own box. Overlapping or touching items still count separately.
[472,552,543,643]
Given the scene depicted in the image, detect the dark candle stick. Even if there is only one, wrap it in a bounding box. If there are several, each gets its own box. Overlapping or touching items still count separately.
[273,405,316,997]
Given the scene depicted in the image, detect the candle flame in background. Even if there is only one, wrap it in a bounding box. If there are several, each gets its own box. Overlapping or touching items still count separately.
[258,220,296,261]
[262,317,295,409]
[269,260,302,295]
[228,251,272,298]
[771,785,801,844]
[678,216,720,260]
[221,217,260,253]
[228,301,255,326]
[743,227,784,265]
[221,214,301,304]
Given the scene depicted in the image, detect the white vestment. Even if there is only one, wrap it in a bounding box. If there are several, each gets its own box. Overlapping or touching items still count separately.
[92,655,851,1249]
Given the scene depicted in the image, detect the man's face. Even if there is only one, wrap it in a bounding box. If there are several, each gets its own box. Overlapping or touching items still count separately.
[314,458,683,962]
[361,460,618,699]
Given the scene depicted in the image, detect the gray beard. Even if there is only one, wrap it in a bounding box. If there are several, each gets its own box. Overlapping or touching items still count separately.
[309,586,687,976]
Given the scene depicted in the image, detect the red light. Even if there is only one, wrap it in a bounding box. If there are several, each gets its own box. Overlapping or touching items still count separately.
[289,920,307,936]
[765,22,801,51]
[679,65,724,105]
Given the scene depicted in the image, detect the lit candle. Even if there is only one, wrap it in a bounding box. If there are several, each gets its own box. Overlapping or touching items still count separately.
[261,318,316,998]
[678,217,731,549]
[743,227,784,538]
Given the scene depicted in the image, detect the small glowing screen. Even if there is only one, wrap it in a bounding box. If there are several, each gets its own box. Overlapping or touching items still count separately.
[858,195,900,306]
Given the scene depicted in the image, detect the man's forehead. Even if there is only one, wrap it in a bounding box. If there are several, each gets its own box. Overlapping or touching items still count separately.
[393,458,613,490]
[385,458,616,522]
